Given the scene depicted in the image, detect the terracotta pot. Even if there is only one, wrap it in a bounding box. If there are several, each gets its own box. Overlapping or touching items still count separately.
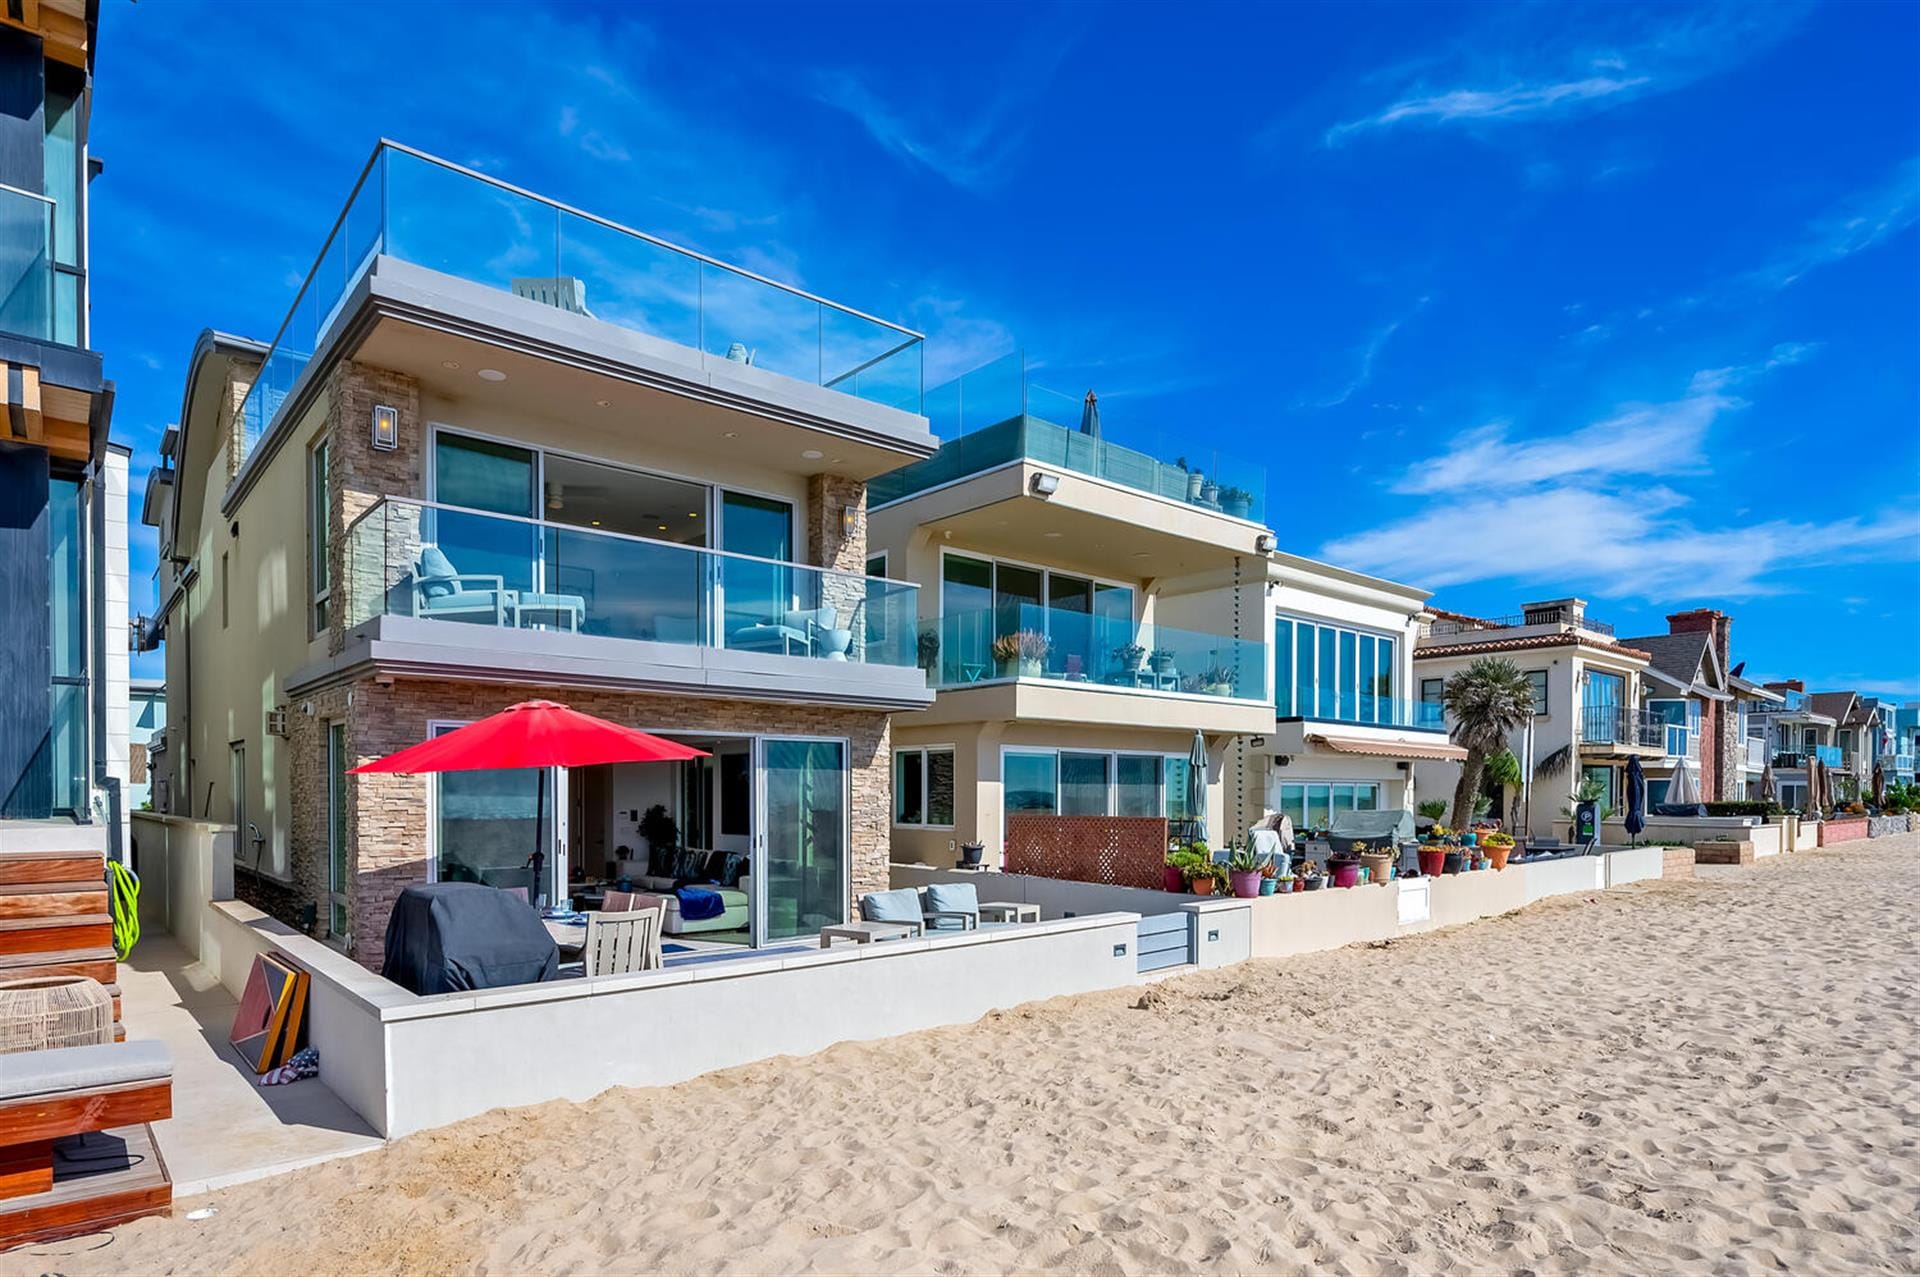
[1189,876,1216,896]
[1486,843,1513,871]
[1230,869,1263,899]
[1418,847,1448,878]
[1163,865,1185,893]
[1360,851,1393,884]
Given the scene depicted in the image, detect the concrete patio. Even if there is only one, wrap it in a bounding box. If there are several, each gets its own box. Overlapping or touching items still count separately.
[119,932,383,1196]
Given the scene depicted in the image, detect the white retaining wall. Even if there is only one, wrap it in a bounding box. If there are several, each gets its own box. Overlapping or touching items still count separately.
[1604,846,1666,887]
[891,863,1187,918]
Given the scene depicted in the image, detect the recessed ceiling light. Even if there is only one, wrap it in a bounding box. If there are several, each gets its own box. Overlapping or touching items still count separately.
[1043,531,1063,539]
[801,449,824,460]
[1131,551,1150,558]
[723,431,739,439]
[657,524,668,531]
[590,519,601,527]
[688,512,700,518]
[830,457,844,464]
[440,360,461,370]
[476,368,507,382]
[594,399,611,408]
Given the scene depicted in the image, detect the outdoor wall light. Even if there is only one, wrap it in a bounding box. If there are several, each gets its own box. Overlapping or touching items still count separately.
[1255,532,1277,554]
[841,505,857,537]
[371,404,399,451]
[1029,472,1059,497]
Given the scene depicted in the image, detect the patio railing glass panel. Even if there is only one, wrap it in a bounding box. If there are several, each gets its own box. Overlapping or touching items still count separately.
[916,603,1267,701]
[1288,697,1446,732]
[344,497,919,668]
[870,351,1266,521]
[1579,705,1667,749]
[237,145,923,464]
[0,184,54,342]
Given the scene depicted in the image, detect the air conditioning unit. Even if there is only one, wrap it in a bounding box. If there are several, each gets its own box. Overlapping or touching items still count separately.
[266,707,290,738]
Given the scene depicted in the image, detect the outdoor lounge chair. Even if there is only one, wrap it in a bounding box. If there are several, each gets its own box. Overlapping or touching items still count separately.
[582,906,664,976]
[411,545,519,626]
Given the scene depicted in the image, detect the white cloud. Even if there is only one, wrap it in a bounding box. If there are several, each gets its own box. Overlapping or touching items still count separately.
[1746,157,1920,291]
[1326,3,1808,145]
[1299,297,1429,409]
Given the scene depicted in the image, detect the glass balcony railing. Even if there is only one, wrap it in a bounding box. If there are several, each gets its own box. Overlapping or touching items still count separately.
[0,182,54,343]
[869,352,1267,522]
[1770,745,1844,769]
[1579,705,1667,750]
[344,498,920,669]
[1284,696,1447,732]
[237,143,925,467]
[916,603,1267,701]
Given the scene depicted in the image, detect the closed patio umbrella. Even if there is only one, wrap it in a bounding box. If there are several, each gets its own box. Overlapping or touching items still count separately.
[1624,755,1646,844]
[1187,730,1209,847]
[1079,389,1101,439]
[351,700,708,902]
[1666,755,1701,806]
[1759,758,1776,804]
[1872,760,1886,808]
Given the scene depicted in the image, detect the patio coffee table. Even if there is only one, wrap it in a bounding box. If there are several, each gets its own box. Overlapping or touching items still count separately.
[819,920,920,948]
[979,902,1040,924]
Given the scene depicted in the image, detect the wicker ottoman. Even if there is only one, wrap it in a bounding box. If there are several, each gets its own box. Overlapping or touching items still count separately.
[0,976,115,1055]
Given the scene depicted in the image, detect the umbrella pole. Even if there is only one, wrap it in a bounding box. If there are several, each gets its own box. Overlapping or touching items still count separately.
[530,768,547,907]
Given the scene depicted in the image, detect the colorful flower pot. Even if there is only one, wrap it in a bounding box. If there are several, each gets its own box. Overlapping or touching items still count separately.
[1163,865,1185,893]
[1331,861,1362,889]
[1190,876,1216,896]
[1486,844,1513,871]
[1258,878,1278,896]
[1360,851,1394,884]
[1230,869,1263,898]
[1463,831,1478,847]
[1418,847,1448,878]
[1443,851,1464,875]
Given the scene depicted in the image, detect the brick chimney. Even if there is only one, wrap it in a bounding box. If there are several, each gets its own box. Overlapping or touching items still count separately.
[1668,608,1734,801]
[1765,679,1804,694]
[1667,608,1730,676]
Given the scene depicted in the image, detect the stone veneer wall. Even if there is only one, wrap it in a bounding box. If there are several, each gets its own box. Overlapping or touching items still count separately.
[280,678,892,969]
[327,362,425,655]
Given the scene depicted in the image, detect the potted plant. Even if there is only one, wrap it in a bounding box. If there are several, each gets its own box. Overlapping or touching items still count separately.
[1418,827,1450,877]
[1178,458,1204,502]
[916,628,940,674]
[1199,477,1220,507]
[960,841,985,869]
[1219,485,1253,519]
[1185,859,1225,896]
[1298,862,1324,891]
[993,629,1050,677]
[640,804,679,855]
[1149,647,1176,675]
[1442,839,1465,875]
[1480,830,1515,870]
[1258,860,1281,896]
[1111,642,1147,678]
[1226,844,1263,898]
[1356,840,1394,886]
[1164,848,1204,893]
[1201,665,1236,697]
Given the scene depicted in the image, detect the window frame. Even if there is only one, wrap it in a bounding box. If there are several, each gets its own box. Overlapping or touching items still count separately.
[1524,668,1549,717]
[893,745,957,830]
[309,435,331,635]
[999,746,1192,829]
[1275,610,1401,725]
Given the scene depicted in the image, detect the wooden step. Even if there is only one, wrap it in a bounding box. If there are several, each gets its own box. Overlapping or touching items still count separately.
[0,1122,170,1251]
[0,856,103,888]
[0,889,108,920]
[0,946,117,985]
[0,916,114,958]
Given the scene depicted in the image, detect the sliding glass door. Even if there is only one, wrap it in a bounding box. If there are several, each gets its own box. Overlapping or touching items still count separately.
[758,738,848,943]
[430,434,539,611]
[430,721,561,903]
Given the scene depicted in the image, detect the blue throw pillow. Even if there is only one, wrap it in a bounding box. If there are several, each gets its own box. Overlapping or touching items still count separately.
[860,888,923,925]
[924,882,978,917]
[417,545,459,599]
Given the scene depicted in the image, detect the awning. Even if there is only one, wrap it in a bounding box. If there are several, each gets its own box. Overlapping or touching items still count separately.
[1307,733,1468,762]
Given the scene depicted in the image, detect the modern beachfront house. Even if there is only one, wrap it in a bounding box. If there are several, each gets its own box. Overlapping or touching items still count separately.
[868,353,1273,868]
[1225,553,1464,836]
[1614,609,1739,806]
[143,142,939,964]
[1747,681,1841,810]
[0,0,130,852]
[1412,599,1657,837]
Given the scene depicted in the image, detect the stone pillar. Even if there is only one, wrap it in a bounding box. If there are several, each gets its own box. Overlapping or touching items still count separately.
[806,473,870,663]
[327,363,424,655]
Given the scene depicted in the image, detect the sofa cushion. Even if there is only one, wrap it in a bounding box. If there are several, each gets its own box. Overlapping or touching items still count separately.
[647,844,676,880]
[711,852,747,887]
[924,881,979,917]
[671,849,708,882]
[859,887,924,925]
[417,546,459,598]
[0,1040,172,1101]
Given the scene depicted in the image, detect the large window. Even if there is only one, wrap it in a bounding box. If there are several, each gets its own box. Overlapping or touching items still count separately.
[940,553,1134,684]
[1002,749,1188,823]
[43,73,82,345]
[894,747,955,827]
[1274,781,1380,831]
[309,438,331,633]
[1275,615,1398,724]
[1525,669,1548,716]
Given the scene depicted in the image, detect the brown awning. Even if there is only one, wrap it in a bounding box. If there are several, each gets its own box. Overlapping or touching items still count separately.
[1307,733,1468,762]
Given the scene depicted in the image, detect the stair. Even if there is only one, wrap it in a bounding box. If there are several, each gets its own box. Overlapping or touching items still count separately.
[0,837,120,1033]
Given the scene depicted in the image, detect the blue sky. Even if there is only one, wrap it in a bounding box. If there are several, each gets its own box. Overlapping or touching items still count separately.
[96,1,1918,694]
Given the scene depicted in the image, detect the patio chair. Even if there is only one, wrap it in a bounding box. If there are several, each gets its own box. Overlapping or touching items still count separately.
[411,545,519,626]
[582,906,664,976]
[858,887,929,933]
[920,882,981,931]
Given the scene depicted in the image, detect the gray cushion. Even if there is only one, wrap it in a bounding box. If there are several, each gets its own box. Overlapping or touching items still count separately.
[417,545,459,599]
[0,1039,172,1101]
[924,882,978,916]
[860,887,923,925]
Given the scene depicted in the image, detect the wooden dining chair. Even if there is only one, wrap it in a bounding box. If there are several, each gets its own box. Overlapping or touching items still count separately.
[602,889,639,912]
[582,906,664,976]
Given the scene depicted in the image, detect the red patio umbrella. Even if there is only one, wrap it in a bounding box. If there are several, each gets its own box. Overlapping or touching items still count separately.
[351,700,708,895]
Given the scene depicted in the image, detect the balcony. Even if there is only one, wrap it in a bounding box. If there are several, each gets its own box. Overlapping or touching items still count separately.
[1743,735,1769,771]
[1896,752,1916,778]
[1282,696,1448,733]
[919,604,1266,701]
[333,498,929,708]
[1578,705,1666,753]
[1770,746,1843,770]
[0,182,54,343]
[868,352,1266,523]
[236,143,925,466]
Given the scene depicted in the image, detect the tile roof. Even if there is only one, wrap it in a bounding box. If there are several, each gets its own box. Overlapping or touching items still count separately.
[1413,631,1651,661]
[1808,691,1858,723]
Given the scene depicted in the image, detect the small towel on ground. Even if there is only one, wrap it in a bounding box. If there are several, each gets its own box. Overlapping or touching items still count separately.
[675,886,725,922]
[262,1046,319,1087]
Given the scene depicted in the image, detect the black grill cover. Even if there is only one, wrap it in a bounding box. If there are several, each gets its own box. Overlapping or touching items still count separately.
[381,882,558,995]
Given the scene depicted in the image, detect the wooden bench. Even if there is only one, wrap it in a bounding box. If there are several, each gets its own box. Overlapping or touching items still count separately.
[0,1040,173,1249]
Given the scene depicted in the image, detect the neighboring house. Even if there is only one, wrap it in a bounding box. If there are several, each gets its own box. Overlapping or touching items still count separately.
[868,352,1273,868]
[1616,610,1737,805]
[1726,669,1784,800]
[127,678,164,811]
[1892,703,1919,783]
[1226,553,1464,836]
[1412,599,1656,839]
[1747,681,1839,811]
[144,142,939,964]
[0,5,129,855]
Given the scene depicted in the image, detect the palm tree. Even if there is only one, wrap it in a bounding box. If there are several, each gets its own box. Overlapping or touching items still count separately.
[1443,657,1536,829]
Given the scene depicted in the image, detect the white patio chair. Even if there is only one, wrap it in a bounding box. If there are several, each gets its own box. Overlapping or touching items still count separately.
[582,906,664,976]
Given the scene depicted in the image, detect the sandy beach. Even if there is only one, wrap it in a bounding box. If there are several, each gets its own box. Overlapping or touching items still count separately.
[12,835,1918,1276]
